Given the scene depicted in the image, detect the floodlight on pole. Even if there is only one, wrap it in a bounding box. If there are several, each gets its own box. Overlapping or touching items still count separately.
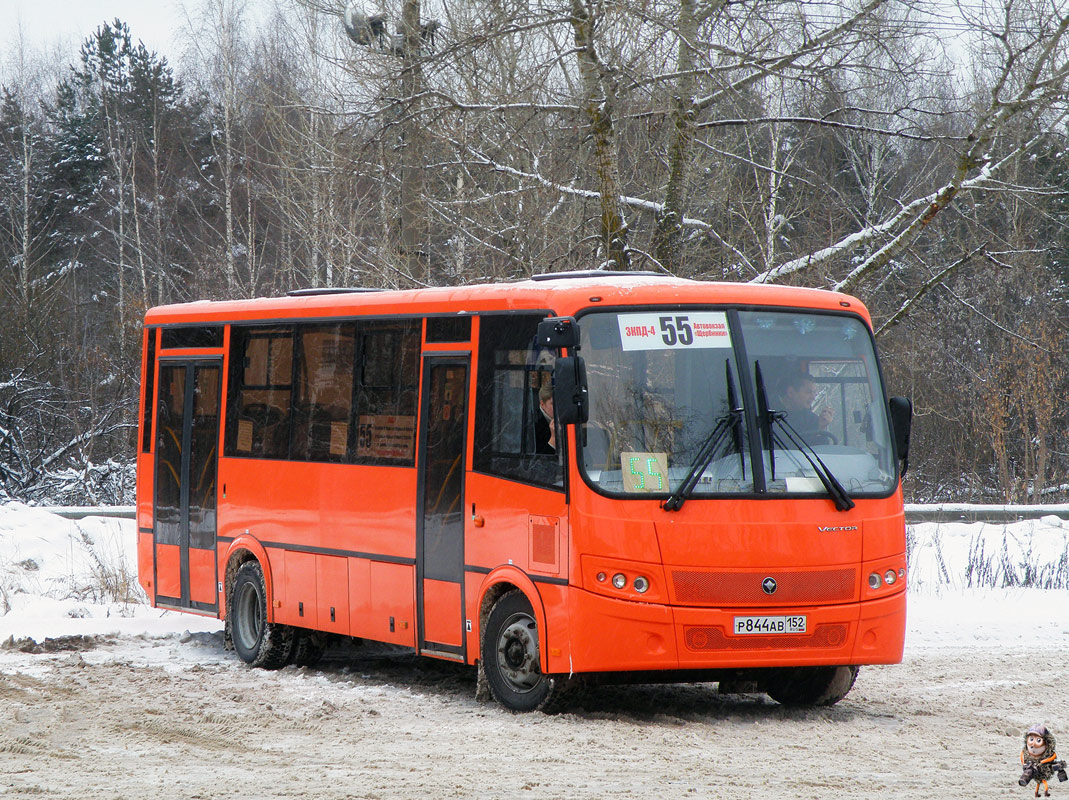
[341,0,434,284]
[343,5,388,47]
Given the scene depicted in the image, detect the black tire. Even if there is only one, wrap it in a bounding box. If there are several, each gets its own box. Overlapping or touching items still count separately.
[482,590,564,713]
[290,630,326,668]
[228,561,295,670]
[764,665,859,707]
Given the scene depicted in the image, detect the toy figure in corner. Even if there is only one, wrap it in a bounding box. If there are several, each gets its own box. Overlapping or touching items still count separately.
[1020,724,1068,797]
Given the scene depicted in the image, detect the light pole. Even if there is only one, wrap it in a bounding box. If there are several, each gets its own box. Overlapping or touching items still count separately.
[344,1,437,285]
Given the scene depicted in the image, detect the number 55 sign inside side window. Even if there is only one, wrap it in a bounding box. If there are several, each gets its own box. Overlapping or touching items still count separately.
[617,312,732,351]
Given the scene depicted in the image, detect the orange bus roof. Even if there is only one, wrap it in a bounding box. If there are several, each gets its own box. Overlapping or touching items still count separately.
[143,274,870,326]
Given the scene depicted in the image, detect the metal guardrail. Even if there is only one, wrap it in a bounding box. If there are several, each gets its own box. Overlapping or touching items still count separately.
[905,504,1069,523]
[34,504,1069,524]
[39,506,135,520]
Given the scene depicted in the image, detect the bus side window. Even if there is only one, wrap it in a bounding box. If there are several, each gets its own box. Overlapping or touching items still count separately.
[225,326,294,459]
[473,314,563,490]
[290,324,355,462]
[353,322,420,465]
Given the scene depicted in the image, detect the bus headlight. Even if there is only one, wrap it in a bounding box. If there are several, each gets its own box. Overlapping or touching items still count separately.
[583,557,663,602]
[864,558,906,598]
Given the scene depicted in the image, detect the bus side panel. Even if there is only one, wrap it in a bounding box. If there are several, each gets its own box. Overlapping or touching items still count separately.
[138,530,154,601]
[277,549,317,628]
[348,557,373,638]
[155,544,182,599]
[538,582,573,675]
[422,578,463,647]
[370,561,416,647]
[216,460,417,563]
[463,571,483,661]
[464,472,568,579]
[216,458,418,638]
[189,548,216,605]
[317,554,349,634]
[137,451,155,535]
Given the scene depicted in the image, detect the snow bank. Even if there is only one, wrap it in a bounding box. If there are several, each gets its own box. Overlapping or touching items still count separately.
[909,515,1069,591]
[0,502,220,642]
[905,515,1069,650]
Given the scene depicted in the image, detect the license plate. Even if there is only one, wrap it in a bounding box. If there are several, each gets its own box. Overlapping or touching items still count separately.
[733,615,807,635]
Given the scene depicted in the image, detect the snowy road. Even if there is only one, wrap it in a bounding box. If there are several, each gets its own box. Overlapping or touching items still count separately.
[0,629,1061,799]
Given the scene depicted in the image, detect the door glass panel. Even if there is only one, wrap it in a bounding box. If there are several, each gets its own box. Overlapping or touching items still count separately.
[155,365,186,546]
[421,364,468,582]
[189,365,220,550]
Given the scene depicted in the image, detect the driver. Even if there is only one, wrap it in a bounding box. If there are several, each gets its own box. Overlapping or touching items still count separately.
[535,382,557,454]
[780,373,833,438]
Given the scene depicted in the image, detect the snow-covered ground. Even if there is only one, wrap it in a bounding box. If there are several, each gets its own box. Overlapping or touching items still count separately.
[1,501,1065,799]
[2,500,1068,651]
[0,502,222,645]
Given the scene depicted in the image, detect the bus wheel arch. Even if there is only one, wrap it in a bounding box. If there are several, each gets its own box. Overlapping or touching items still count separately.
[222,536,276,620]
[227,559,295,669]
[476,570,549,674]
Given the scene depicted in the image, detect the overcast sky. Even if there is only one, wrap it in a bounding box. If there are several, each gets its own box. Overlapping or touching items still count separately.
[0,0,286,73]
[1,0,196,59]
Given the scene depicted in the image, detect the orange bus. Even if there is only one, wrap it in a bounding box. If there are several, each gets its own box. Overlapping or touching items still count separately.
[136,271,912,711]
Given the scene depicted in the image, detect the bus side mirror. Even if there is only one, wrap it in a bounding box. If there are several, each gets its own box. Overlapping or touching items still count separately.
[536,316,580,350]
[553,356,588,425]
[888,396,912,475]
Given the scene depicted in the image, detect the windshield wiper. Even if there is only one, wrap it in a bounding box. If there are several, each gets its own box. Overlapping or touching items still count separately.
[662,360,742,512]
[754,362,777,483]
[754,361,854,512]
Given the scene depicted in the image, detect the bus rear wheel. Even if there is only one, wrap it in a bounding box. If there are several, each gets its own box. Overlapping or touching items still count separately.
[228,561,294,670]
[483,590,563,713]
[763,665,858,707]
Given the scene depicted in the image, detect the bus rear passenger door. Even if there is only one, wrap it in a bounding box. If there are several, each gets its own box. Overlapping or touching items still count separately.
[153,360,221,613]
[416,357,469,660]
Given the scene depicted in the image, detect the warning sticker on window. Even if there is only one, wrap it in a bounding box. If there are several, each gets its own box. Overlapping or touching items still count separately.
[617,312,731,351]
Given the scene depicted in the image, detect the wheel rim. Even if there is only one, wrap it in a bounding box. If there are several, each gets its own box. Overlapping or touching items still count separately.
[495,611,541,694]
[234,580,262,652]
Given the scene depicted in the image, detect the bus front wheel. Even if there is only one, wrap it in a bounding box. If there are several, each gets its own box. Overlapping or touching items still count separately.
[763,665,858,707]
[228,561,295,670]
[483,590,562,712]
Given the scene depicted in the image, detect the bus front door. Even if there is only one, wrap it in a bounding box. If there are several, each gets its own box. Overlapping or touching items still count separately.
[153,360,221,613]
[416,357,469,660]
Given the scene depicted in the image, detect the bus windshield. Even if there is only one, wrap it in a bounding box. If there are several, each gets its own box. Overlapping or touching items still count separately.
[578,308,897,499]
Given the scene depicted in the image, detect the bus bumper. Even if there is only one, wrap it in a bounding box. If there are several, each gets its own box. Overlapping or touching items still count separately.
[559,587,905,675]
